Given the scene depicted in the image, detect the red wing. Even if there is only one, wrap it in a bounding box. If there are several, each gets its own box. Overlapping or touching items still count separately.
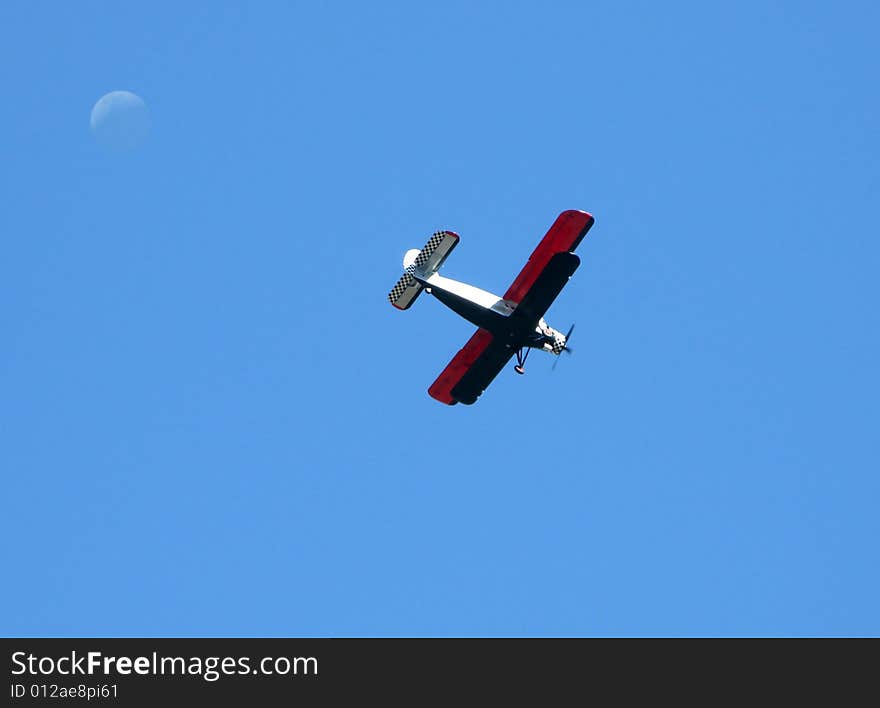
[503,210,594,304]
[428,210,594,406]
[508,252,581,328]
[428,328,513,405]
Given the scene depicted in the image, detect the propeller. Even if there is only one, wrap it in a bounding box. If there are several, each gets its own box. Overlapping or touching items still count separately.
[552,323,575,371]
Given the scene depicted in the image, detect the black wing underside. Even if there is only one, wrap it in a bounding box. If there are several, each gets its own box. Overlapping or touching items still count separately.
[509,251,581,329]
[445,252,581,405]
[450,338,515,405]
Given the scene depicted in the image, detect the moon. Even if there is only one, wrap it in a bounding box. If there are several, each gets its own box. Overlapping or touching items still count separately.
[90,91,150,151]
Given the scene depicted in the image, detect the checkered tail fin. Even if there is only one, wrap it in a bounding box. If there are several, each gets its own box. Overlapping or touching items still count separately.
[388,271,424,310]
[387,230,459,310]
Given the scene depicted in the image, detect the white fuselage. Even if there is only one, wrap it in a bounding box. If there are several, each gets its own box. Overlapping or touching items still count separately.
[413,270,565,354]
[422,272,516,317]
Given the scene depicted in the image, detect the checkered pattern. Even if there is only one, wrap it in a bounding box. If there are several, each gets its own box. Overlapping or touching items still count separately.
[551,336,566,355]
[414,231,448,268]
[388,273,416,304]
[389,230,452,308]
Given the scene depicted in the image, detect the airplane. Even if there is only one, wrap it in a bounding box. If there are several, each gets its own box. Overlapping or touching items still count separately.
[388,209,595,405]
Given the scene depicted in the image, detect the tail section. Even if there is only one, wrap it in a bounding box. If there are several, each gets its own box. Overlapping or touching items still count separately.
[388,271,423,310]
[388,230,459,310]
[412,230,459,273]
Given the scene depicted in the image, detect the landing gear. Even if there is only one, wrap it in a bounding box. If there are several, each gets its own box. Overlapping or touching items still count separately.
[514,346,531,375]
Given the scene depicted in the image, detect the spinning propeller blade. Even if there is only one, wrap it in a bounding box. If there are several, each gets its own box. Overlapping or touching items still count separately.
[552,323,575,371]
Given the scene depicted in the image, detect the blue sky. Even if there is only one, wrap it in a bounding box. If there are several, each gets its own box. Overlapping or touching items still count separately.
[2,1,878,636]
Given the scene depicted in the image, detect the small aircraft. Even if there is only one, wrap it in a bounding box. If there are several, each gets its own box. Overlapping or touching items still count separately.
[388,209,595,405]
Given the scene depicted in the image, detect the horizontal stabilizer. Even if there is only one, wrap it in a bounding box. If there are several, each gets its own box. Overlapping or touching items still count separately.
[388,272,424,310]
[388,230,459,310]
[414,230,459,275]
